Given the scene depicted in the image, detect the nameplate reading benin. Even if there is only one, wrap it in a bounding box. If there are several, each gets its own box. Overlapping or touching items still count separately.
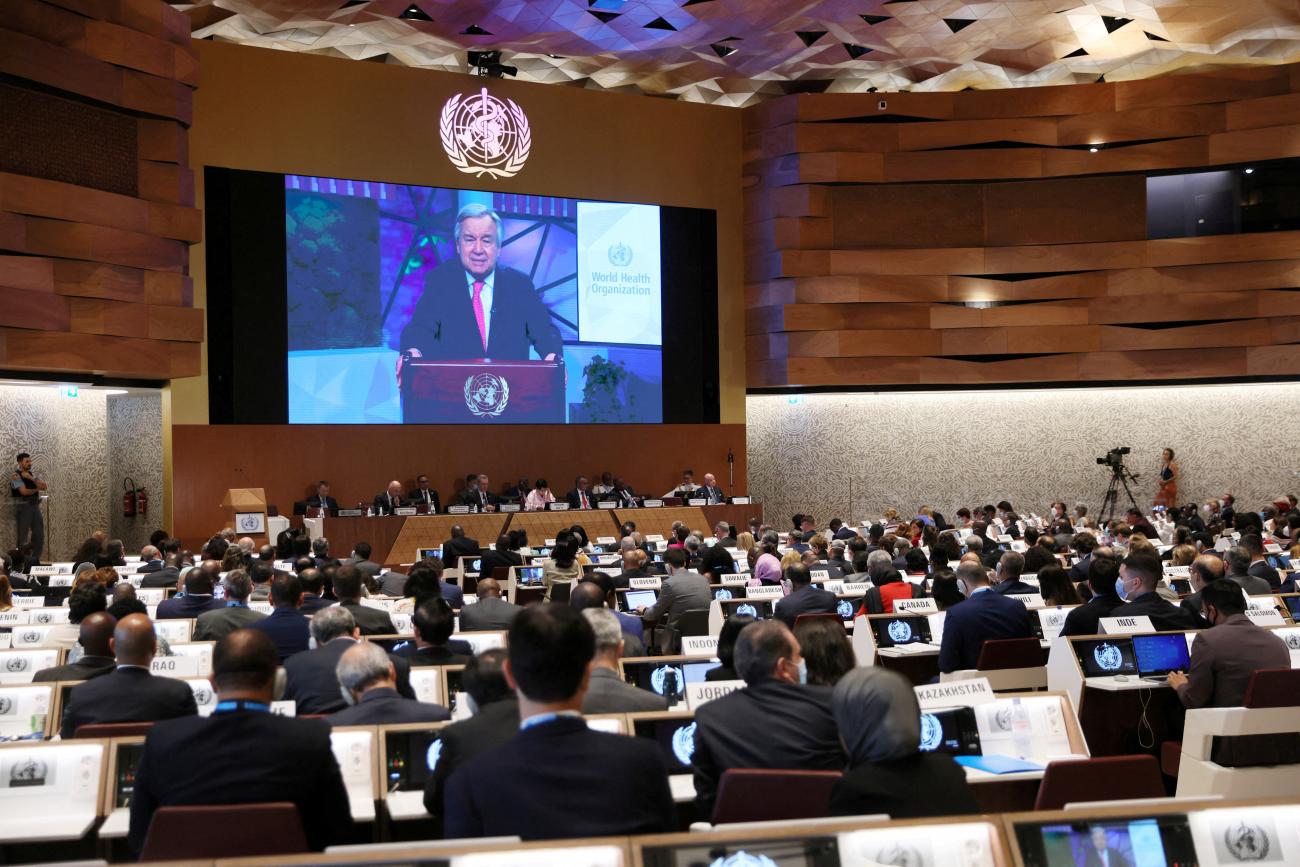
[913,678,995,711]
[1099,615,1154,635]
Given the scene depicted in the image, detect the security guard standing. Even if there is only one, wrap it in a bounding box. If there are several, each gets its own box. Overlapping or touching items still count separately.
[11,452,47,563]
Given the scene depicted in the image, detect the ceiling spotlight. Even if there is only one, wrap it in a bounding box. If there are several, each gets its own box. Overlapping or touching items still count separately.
[468,49,517,78]
[1088,146,1100,153]
[1244,167,1255,174]
[399,3,432,21]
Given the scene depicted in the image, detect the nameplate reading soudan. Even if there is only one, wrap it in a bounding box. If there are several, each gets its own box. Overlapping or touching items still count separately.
[913,678,995,711]
[687,680,743,711]
[1099,615,1154,635]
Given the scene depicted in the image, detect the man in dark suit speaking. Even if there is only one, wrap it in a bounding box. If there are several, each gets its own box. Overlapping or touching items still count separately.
[398,203,562,377]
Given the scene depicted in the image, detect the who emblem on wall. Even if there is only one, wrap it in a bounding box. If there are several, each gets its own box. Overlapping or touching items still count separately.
[440,88,532,179]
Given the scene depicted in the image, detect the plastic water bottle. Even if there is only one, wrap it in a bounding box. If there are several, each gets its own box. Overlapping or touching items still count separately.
[1011,697,1033,759]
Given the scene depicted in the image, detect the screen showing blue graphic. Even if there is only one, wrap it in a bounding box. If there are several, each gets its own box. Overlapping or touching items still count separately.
[1132,633,1191,676]
[285,175,663,424]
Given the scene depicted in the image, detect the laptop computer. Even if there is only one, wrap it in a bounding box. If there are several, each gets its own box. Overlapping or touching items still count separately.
[516,565,544,587]
[620,589,658,612]
[1132,632,1191,681]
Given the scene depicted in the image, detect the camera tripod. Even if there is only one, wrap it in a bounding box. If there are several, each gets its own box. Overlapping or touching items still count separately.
[1098,466,1141,525]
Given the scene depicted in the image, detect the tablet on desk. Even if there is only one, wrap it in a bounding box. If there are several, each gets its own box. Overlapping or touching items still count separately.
[516,566,544,587]
[416,546,441,562]
[1132,632,1190,679]
[1073,637,1137,678]
[1013,816,1195,867]
[632,716,699,774]
[869,615,932,648]
[383,728,442,793]
[622,589,658,611]
[918,706,981,756]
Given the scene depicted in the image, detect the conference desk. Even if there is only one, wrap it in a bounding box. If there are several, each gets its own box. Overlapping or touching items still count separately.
[311,504,763,566]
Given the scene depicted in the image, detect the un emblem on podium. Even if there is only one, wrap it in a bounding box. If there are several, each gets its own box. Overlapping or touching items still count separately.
[464,373,510,418]
[440,87,532,179]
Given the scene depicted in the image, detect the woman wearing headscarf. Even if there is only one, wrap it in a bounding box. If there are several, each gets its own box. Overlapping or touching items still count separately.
[829,668,979,818]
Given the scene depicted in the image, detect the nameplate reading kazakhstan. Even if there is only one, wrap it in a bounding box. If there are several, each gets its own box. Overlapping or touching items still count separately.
[687,680,743,711]
[1099,615,1154,635]
[913,678,995,711]
[629,577,662,590]
[1245,608,1286,626]
[150,656,201,678]
[744,586,783,599]
[895,598,939,615]
[680,635,719,657]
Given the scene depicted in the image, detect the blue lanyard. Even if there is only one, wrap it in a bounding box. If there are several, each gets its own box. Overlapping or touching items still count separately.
[519,711,580,731]
[226,601,247,608]
[213,700,269,715]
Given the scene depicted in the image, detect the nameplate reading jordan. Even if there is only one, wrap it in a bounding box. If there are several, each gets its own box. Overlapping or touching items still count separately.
[895,598,939,615]
[1245,608,1286,626]
[1099,615,1154,635]
[596,501,618,510]
[1009,593,1045,610]
[499,503,520,513]
[642,499,664,508]
[681,635,719,657]
[686,681,742,712]
[744,586,783,599]
[150,656,201,678]
[12,597,45,608]
[688,498,707,506]
[447,505,471,515]
[629,577,661,590]
[914,677,994,711]
[720,575,747,586]
[394,507,417,516]
[547,502,570,511]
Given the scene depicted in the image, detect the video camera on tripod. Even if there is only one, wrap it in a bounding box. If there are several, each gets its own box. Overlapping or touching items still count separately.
[1096,446,1131,474]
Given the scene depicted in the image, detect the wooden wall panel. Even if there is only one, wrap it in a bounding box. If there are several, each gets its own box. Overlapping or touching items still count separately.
[743,61,1300,387]
[0,0,197,382]
[171,424,749,550]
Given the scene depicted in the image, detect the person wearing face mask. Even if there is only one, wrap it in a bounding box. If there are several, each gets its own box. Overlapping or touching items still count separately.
[938,561,1037,674]
[1060,556,1123,637]
[690,619,844,818]
[829,667,980,819]
[1112,550,1200,630]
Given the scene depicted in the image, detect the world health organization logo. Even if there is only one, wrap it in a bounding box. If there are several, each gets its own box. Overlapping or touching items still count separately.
[608,242,633,267]
[714,588,733,601]
[736,603,758,618]
[651,665,684,697]
[887,619,913,644]
[919,713,942,752]
[672,722,697,766]
[464,373,510,418]
[1093,642,1124,672]
[440,87,532,180]
[708,852,779,867]
[1223,819,1271,861]
[836,600,855,619]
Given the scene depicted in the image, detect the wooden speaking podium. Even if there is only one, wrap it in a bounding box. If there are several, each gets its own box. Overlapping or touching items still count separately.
[401,359,565,423]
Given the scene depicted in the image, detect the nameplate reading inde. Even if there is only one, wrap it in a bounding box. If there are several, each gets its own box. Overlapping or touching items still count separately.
[629,576,661,590]
[913,677,995,711]
[1099,615,1154,635]
[548,502,570,511]
[744,586,783,599]
[150,656,201,678]
[687,680,743,711]
[596,501,618,510]
[681,635,718,657]
[895,598,938,615]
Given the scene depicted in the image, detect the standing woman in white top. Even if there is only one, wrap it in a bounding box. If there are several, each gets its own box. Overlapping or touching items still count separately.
[524,479,555,512]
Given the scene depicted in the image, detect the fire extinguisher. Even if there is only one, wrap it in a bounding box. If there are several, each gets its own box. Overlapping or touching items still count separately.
[136,486,148,517]
[123,477,137,518]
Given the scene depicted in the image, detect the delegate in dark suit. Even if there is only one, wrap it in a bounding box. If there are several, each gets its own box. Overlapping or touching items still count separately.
[641,570,712,651]
[992,579,1038,596]
[458,596,521,631]
[372,491,405,515]
[478,548,523,576]
[327,687,450,726]
[581,667,669,714]
[248,607,311,660]
[156,593,224,619]
[1113,592,1199,631]
[564,488,597,510]
[443,716,674,840]
[193,605,267,642]
[423,697,519,818]
[400,260,562,361]
[697,543,735,579]
[340,601,396,636]
[773,584,839,629]
[1061,592,1124,637]
[284,638,416,715]
[1082,846,1133,867]
[306,494,339,513]
[407,487,441,513]
[139,567,180,589]
[442,535,481,563]
[60,667,197,738]
[692,681,844,815]
[1176,614,1288,708]
[937,589,1035,673]
[33,654,114,683]
[128,708,352,854]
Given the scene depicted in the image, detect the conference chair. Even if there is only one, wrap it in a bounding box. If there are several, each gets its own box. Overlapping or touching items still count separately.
[73,721,155,739]
[793,613,842,630]
[1033,755,1165,810]
[1175,668,1300,799]
[140,802,308,860]
[969,637,1049,691]
[711,769,842,825]
[676,609,711,640]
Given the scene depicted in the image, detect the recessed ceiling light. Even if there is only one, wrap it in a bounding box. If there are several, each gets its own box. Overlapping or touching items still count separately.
[1244,167,1255,174]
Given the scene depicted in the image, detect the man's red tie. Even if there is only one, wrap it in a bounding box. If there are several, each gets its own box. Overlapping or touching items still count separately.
[471,280,487,352]
[581,492,587,509]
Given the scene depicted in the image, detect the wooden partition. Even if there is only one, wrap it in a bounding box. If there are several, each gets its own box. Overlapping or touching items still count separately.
[743,63,1300,387]
[0,1,201,380]
[172,423,746,549]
